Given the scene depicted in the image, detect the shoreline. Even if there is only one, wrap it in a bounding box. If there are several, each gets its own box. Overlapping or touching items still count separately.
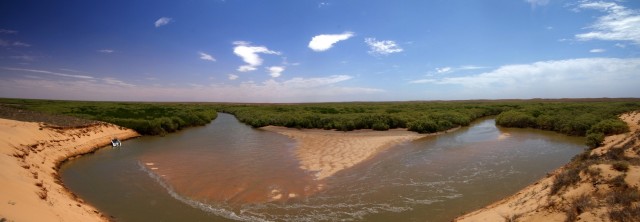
[0,118,140,222]
[261,126,459,180]
[455,111,640,221]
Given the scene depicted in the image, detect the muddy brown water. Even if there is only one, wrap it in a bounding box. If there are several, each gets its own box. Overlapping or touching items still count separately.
[61,113,585,221]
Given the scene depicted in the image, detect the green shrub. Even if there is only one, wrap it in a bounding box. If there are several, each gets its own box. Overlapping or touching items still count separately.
[585,132,605,148]
[496,110,535,128]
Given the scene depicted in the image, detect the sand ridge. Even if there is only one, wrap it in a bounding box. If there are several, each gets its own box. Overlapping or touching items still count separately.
[455,111,640,222]
[0,118,139,222]
[262,126,456,180]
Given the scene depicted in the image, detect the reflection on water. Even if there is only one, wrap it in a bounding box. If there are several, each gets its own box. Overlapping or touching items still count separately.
[61,114,585,221]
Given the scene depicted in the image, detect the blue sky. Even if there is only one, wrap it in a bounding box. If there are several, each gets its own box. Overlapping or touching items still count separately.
[0,0,638,102]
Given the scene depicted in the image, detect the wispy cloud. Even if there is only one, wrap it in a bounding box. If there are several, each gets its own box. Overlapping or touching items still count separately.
[410,58,640,99]
[98,49,115,53]
[268,66,285,78]
[198,52,216,62]
[154,17,173,28]
[233,41,281,72]
[103,77,135,87]
[0,75,383,102]
[433,65,488,74]
[0,39,30,47]
[589,48,605,53]
[308,32,354,52]
[12,41,30,47]
[3,67,94,79]
[228,74,239,80]
[0,29,18,34]
[575,1,640,44]
[364,38,403,55]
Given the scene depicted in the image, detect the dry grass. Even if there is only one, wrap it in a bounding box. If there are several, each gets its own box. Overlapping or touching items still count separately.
[551,168,582,195]
[565,194,593,222]
[612,161,630,172]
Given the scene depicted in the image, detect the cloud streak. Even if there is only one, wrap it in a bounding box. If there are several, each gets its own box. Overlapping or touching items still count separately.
[0,74,383,102]
[198,52,216,62]
[3,67,94,79]
[308,32,354,52]
[410,58,640,99]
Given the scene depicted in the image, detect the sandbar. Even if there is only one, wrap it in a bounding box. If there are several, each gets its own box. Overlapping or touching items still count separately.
[262,126,457,180]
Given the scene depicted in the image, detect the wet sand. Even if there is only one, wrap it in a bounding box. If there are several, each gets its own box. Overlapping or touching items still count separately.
[0,118,139,222]
[262,126,458,180]
[455,111,640,222]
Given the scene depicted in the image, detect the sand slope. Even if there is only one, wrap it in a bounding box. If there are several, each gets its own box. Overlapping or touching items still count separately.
[0,118,139,222]
[456,111,640,222]
[262,126,456,180]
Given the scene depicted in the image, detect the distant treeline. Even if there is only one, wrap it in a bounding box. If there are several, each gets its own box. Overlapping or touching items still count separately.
[0,98,217,135]
[220,102,511,133]
[220,102,640,147]
[2,98,639,147]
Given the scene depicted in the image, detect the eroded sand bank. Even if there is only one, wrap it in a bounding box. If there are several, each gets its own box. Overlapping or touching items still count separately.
[262,126,457,180]
[455,111,640,222]
[0,118,139,222]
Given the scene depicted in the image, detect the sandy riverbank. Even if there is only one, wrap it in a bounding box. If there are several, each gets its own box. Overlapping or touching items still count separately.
[0,118,139,222]
[456,111,640,222]
[262,126,458,180]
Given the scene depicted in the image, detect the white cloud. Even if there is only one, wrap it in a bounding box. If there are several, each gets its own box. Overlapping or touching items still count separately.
[0,29,18,34]
[590,48,605,53]
[198,52,216,62]
[433,65,488,74]
[436,67,452,74]
[154,17,173,27]
[615,43,626,48]
[12,41,30,47]
[228,74,239,80]
[575,1,640,44]
[103,77,135,87]
[3,67,94,79]
[364,38,403,55]
[233,41,280,72]
[268,66,285,78]
[410,58,640,99]
[308,32,354,52]
[98,49,114,53]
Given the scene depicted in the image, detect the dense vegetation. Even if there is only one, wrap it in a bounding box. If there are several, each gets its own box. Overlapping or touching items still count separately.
[494,101,640,147]
[0,98,218,135]
[219,102,510,133]
[2,98,639,147]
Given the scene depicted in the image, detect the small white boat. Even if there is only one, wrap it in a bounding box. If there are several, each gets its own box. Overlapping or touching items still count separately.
[111,138,122,147]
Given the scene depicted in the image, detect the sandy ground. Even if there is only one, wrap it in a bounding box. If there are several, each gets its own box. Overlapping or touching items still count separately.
[262,126,457,180]
[455,111,640,222]
[0,118,139,222]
